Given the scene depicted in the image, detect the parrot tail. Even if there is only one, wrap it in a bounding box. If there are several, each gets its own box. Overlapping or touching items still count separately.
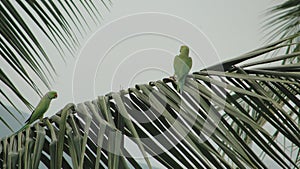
[16,124,29,134]
[177,79,185,94]
[177,75,188,94]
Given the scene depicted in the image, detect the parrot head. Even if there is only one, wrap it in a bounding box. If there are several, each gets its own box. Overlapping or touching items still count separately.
[180,45,189,55]
[46,91,58,99]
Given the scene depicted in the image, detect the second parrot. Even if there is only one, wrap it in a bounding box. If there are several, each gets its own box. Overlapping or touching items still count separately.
[17,91,58,132]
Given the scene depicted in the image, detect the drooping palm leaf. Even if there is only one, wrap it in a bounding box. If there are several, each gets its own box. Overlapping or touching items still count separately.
[263,0,300,63]
[0,0,110,130]
[1,34,299,168]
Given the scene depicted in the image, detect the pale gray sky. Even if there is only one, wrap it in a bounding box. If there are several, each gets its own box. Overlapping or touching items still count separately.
[1,1,285,168]
[56,3,284,166]
[2,0,283,117]
[53,0,281,113]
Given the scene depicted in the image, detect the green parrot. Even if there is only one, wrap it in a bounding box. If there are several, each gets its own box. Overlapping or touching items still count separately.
[173,45,192,93]
[17,91,58,132]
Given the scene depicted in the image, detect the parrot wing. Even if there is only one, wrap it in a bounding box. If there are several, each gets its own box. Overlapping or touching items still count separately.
[174,54,192,80]
[174,54,192,93]
[25,97,51,124]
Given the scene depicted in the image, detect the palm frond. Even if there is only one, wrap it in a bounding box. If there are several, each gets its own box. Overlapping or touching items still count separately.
[263,0,300,63]
[0,0,111,130]
[1,34,299,168]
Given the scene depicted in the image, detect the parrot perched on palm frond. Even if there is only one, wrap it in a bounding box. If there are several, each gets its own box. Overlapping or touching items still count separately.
[17,91,58,132]
[173,45,192,93]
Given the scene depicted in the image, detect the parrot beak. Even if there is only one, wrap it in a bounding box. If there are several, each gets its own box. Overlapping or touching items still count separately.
[54,93,58,98]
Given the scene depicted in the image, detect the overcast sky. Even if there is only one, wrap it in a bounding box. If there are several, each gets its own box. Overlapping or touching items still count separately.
[1,1,285,167]
[52,0,281,114]
[3,0,282,124]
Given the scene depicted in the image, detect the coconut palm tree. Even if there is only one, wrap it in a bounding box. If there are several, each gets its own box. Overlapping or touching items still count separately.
[0,1,299,168]
[0,0,110,131]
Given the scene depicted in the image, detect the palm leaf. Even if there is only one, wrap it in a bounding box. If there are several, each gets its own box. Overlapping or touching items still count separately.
[1,34,299,168]
[0,0,110,131]
[263,0,300,63]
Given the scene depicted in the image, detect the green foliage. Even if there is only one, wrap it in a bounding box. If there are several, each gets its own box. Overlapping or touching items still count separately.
[263,0,300,63]
[0,0,110,131]
[1,0,300,168]
[1,35,299,168]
